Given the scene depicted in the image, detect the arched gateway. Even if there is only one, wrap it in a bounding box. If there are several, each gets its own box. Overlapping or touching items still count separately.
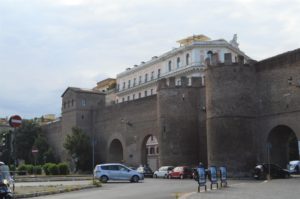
[108,139,124,163]
[267,125,299,168]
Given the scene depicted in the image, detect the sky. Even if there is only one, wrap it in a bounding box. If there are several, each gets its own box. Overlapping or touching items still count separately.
[1,0,300,119]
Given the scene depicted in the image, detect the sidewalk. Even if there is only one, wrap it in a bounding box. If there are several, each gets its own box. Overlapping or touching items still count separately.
[180,176,300,199]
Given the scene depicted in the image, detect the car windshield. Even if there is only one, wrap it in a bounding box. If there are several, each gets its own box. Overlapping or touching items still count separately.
[0,165,11,181]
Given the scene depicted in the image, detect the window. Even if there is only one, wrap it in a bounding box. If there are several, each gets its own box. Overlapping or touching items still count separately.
[186,53,190,65]
[151,71,154,80]
[150,147,155,154]
[128,80,131,88]
[144,90,147,97]
[81,99,86,107]
[145,73,148,82]
[122,98,125,102]
[127,96,130,101]
[156,147,159,154]
[157,69,161,78]
[207,51,213,63]
[117,84,120,91]
[133,94,135,100]
[177,57,180,68]
[168,61,172,71]
[138,93,141,98]
[123,82,125,89]
[133,78,136,86]
[150,89,153,95]
[116,99,118,103]
[71,99,74,106]
[139,76,142,84]
[63,102,66,109]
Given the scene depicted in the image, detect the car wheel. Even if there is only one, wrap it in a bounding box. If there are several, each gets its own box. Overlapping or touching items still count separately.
[131,175,139,183]
[180,175,184,179]
[154,174,157,178]
[100,175,108,183]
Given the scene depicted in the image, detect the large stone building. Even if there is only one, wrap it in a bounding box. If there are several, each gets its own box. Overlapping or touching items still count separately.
[43,35,300,177]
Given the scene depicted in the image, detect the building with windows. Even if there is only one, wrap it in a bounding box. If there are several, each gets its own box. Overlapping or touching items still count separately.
[115,34,250,103]
[43,34,300,177]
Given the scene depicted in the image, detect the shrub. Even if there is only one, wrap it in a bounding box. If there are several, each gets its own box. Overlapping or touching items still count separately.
[48,164,59,175]
[17,164,27,175]
[43,163,55,175]
[58,163,69,175]
[33,165,42,175]
[26,164,34,175]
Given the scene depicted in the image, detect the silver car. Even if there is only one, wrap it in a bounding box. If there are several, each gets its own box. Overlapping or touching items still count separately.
[153,166,174,178]
[94,163,144,183]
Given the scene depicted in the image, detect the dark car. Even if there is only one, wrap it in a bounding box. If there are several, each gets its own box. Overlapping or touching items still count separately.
[253,163,290,180]
[136,165,153,178]
[168,166,193,179]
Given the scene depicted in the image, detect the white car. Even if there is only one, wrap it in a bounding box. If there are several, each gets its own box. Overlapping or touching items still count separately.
[153,166,174,178]
[94,163,144,183]
[289,160,300,174]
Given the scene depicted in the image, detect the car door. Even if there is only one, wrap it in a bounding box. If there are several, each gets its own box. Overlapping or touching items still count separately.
[118,165,131,180]
[108,165,120,180]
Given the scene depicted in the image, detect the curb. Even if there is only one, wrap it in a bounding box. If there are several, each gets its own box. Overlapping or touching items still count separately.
[14,185,98,198]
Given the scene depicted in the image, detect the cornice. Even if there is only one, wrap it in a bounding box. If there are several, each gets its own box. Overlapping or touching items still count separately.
[117,42,248,79]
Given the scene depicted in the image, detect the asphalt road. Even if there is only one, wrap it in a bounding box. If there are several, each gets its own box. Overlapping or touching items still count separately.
[26,176,300,199]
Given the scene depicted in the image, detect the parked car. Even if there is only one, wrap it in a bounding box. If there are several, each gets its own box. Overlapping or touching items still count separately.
[168,166,193,179]
[153,166,174,178]
[136,165,154,178]
[253,163,290,180]
[288,160,300,174]
[94,163,144,183]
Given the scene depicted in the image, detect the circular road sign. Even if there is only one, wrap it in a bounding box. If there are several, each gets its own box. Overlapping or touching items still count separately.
[9,115,22,128]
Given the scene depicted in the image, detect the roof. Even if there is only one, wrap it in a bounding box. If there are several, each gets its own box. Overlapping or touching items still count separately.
[177,34,211,46]
[61,87,104,97]
[96,78,116,87]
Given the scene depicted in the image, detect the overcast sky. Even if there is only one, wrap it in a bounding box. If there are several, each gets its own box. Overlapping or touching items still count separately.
[1,0,300,119]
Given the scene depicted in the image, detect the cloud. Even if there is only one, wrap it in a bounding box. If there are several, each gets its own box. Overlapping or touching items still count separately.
[1,0,300,118]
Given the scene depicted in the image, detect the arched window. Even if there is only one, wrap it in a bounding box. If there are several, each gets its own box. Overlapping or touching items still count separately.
[207,51,213,60]
[186,53,190,65]
[177,57,180,68]
[168,61,172,72]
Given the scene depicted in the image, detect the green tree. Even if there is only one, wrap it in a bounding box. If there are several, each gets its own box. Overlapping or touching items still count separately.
[15,120,40,163]
[63,127,92,172]
[15,120,57,165]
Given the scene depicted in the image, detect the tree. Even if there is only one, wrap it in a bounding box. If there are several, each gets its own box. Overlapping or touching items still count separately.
[14,120,57,165]
[63,127,92,172]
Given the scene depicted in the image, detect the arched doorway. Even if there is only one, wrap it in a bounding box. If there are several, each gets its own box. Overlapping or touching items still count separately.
[108,139,123,163]
[141,135,159,171]
[267,125,299,167]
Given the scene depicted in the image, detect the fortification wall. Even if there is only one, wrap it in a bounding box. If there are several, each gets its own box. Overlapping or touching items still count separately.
[255,49,300,163]
[42,120,62,161]
[93,95,158,166]
[205,55,257,176]
[157,77,203,166]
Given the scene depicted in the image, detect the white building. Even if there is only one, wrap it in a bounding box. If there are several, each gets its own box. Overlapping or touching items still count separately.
[115,34,250,103]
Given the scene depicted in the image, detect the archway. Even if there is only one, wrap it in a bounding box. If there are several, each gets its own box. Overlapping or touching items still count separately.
[267,125,299,167]
[141,135,159,171]
[108,139,123,163]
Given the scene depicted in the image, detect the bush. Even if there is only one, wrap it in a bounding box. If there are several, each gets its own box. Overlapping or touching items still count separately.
[48,164,59,175]
[33,165,42,175]
[26,164,34,174]
[58,163,69,175]
[17,164,27,175]
[43,163,55,175]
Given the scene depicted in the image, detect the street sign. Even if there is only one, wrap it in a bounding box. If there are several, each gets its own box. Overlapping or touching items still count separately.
[9,115,22,128]
[32,149,39,153]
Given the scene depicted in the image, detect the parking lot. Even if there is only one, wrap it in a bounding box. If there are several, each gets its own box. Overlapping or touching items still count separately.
[28,176,300,199]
